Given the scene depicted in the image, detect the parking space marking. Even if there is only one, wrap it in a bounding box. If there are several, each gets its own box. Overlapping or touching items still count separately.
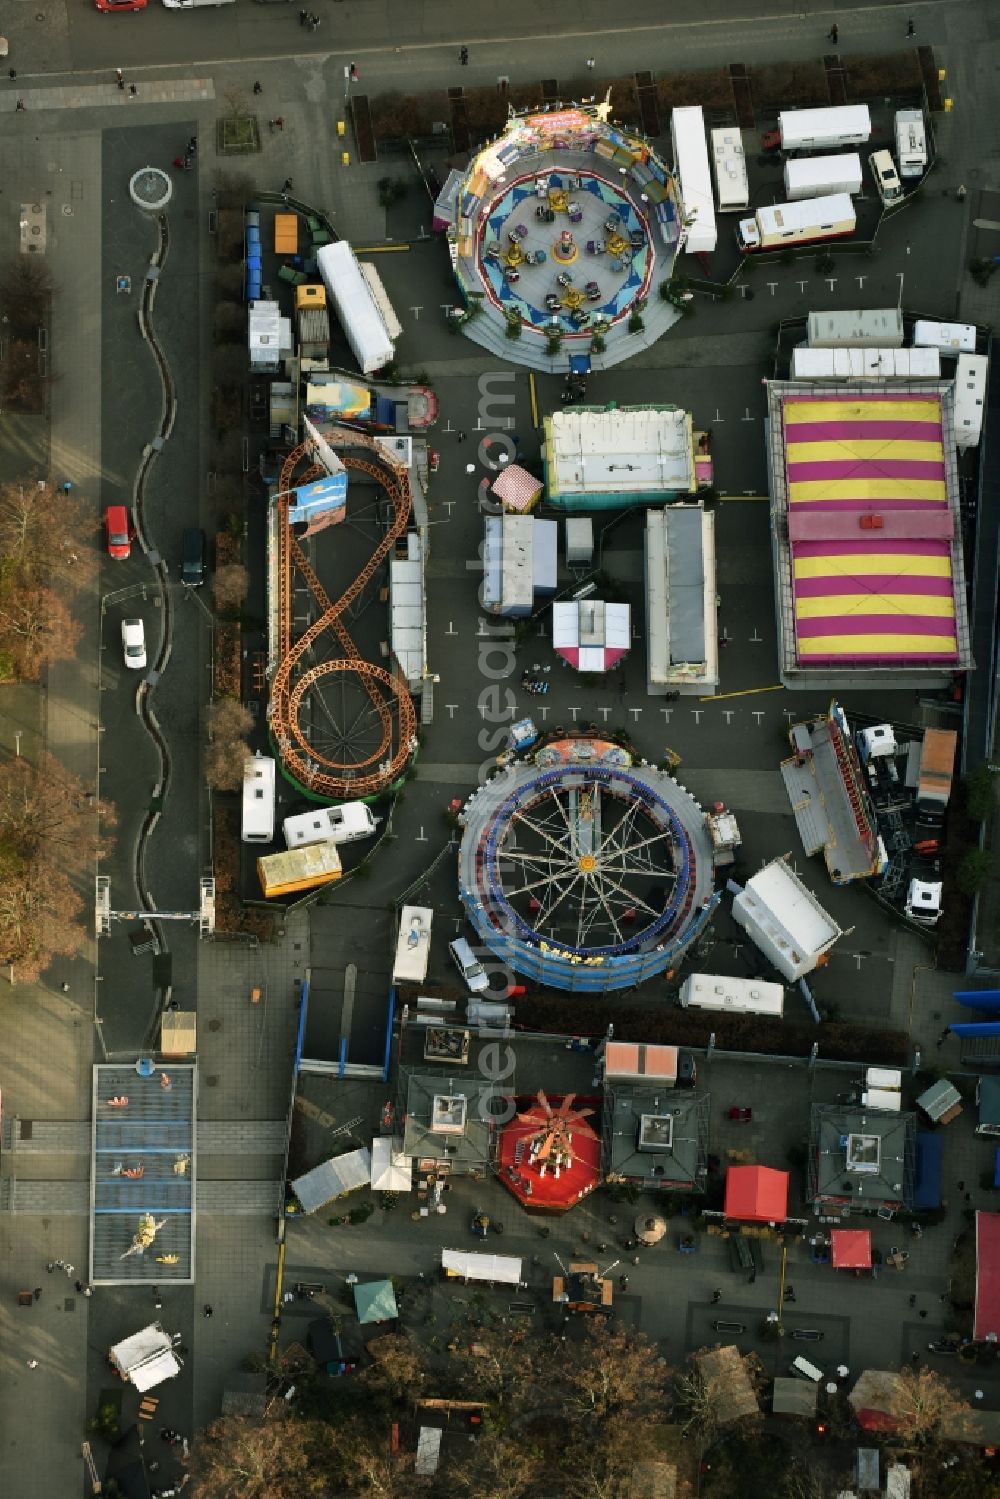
[713,409,725,422]
[691,710,704,724]
[752,711,766,725]
[741,409,757,422]
[750,628,762,642]
[569,707,582,721]
[409,306,423,319]
[629,707,642,721]
[723,711,734,724]
[796,280,807,294]
[416,827,428,842]
[443,501,455,515]
[446,622,457,636]
[767,282,778,296]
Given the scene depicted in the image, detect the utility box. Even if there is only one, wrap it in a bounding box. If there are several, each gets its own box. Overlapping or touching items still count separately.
[274,212,298,255]
[565,516,594,566]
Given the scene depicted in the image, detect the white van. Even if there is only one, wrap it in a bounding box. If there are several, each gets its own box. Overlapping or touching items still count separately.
[283,802,378,850]
[870,149,902,204]
[448,937,489,994]
[790,1356,823,1383]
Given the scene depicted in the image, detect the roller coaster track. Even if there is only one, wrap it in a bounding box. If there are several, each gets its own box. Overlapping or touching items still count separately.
[270,428,417,799]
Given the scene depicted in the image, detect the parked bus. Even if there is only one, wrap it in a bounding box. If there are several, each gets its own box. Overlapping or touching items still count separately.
[241,755,276,845]
[257,841,342,899]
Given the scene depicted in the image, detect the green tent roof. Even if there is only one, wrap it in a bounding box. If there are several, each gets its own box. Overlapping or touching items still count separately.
[353,1279,398,1324]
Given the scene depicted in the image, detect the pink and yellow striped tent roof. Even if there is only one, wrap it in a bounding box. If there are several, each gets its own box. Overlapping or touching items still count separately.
[781,394,958,666]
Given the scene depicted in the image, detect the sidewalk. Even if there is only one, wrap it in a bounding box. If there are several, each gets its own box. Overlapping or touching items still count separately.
[0,126,106,1497]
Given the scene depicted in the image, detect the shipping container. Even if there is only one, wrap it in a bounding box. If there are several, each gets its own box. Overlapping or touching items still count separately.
[778,105,871,152]
[916,728,958,825]
[784,153,862,201]
[807,307,904,348]
[257,840,342,898]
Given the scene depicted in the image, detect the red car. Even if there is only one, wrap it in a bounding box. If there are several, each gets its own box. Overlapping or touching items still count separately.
[94,0,147,11]
[105,505,133,560]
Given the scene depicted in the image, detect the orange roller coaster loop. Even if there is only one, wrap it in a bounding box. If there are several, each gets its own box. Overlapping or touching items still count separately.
[269,429,418,799]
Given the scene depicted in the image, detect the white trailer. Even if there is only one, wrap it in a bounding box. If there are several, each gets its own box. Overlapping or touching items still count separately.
[791,346,941,380]
[392,904,433,985]
[778,105,871,152]
[359,262,403,341]
[913,320,977,355]
[670,106,717,253]
[316,241,395,375]
[784,153,862,201]
[953,353,987,450]
[894,110,927,178]
[241,755,276,845]
[679,973,785,1016]
[109,1324,183,1393]
[710,128,749,212]
[737,194,855,252]
[807,307,904,348]
[283,802,379,850]
[732,857,842,983]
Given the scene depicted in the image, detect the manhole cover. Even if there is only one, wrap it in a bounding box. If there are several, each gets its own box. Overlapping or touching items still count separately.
[61,205,73,216]
[208,1018,222,1032]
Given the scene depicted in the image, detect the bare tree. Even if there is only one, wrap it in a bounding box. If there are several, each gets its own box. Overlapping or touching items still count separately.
[214,303,247,344]
[212,563,249,616]
[360,1333,428,1404]
[205,699,254,792]
[186,1412,337,1498]
[889,1366,971,1448]
[0,753,114,979]
[451,1430,545,1499]
[0,585,82,679]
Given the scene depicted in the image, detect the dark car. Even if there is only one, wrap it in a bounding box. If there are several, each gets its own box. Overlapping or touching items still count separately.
[181,527,206,586]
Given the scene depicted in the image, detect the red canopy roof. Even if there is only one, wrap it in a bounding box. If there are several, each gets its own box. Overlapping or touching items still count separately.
[724,1165,789,1223]
[831,1229,872,1269]
[975,1210,1000,1341]
[856,1408,901,1433]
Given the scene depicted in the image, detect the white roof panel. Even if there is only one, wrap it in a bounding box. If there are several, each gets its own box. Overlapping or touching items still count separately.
[441,1249,523,1285]
[548,407,694,496]
[370,1137,413,1192]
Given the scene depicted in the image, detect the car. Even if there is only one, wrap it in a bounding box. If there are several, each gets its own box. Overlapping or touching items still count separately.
[181,527,206,586]
[448,937,489,994]
[105,505,133,560]
[94,0,147,10]
[121,618,146,670]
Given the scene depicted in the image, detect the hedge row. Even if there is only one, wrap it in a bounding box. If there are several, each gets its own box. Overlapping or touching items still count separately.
[369,51,924,144]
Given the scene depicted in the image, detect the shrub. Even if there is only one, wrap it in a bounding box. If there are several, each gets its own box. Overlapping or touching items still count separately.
[957,848,994,897]
[965,764,998,823]
[504,319,522,340]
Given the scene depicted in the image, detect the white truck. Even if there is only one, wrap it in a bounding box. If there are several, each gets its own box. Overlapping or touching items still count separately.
[710,128,749,212]
[737,193,855,252]
[784,153,862,201]
[109,1324,183,1393]
[679,972,785,1017]
[894,110,927,178]
[670,106,717,254]
[283,802,379,850]
[775,105,871,152]
[392,905,433,985]
[316,241,395,376]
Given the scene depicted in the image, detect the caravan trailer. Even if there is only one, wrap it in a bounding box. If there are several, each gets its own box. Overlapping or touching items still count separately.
[241,755,276,845]
[283,802,379,849]
[710,128,749,212]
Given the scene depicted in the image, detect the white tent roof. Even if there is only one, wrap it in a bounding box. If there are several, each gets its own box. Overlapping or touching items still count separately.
[291,1146,372,1213]
[370,1137,413,1192]
[441,1249,523,1285]
[110,1324,182,1392]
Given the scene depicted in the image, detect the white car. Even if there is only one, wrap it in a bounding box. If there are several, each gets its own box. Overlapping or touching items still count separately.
[121,617,147,670]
